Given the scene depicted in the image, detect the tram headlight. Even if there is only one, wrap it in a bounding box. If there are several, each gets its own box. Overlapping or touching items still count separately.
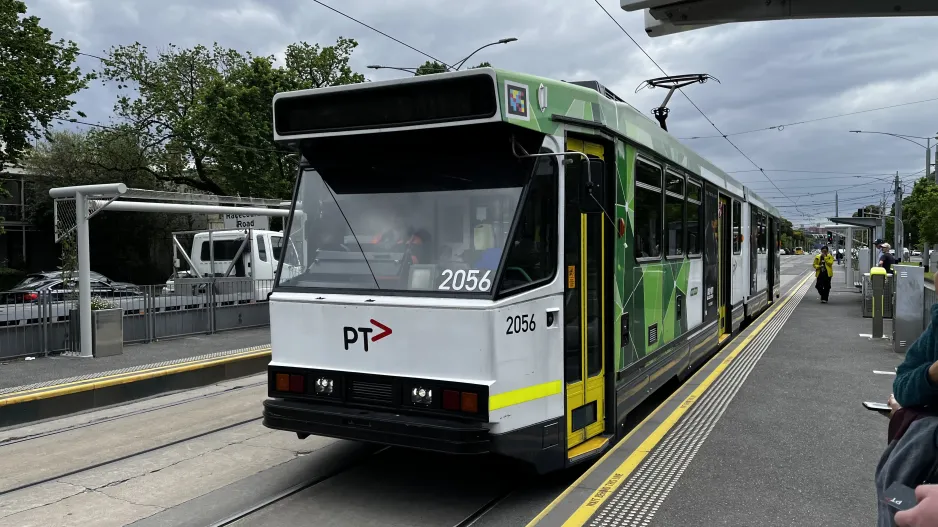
[411,386,432,405]
[315,377,334,395]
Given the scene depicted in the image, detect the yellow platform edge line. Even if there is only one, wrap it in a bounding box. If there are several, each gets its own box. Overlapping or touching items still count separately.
[0,347,272,407]
[490,380,562,411]
[526,271,812,527]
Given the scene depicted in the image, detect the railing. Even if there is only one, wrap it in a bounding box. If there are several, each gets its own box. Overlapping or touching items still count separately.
[0,279,273,360]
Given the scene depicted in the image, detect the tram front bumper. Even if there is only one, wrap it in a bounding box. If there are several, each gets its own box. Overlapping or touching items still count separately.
[263,398,490,454]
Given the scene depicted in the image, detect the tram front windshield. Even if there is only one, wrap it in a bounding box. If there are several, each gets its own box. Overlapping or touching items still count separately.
[276,156,535,295]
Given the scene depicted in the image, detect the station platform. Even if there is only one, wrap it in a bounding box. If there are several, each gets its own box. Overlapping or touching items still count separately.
[0,327,271,428]
[529,273,899,526]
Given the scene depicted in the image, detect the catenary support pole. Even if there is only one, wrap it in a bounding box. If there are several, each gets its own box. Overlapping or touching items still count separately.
[75,192,92,358]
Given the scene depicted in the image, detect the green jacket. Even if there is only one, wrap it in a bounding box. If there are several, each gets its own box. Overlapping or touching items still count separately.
[894,303,938,407]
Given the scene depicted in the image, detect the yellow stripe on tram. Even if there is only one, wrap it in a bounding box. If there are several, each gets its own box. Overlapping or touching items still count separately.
[489,380,563,411]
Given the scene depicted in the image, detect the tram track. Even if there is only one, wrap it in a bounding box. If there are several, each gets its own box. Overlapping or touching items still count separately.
[0,378,266,447]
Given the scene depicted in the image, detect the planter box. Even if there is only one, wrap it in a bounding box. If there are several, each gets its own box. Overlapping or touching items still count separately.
[68,308,124,357]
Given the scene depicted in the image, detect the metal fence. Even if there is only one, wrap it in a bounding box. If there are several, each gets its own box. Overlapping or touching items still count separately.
[0,279,273,360]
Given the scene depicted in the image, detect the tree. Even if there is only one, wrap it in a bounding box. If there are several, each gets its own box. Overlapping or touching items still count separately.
[414,60,492,75]
[23,129,191,284]
[94,37,366,198]
[903,177,938,245]
[0,0,91,171]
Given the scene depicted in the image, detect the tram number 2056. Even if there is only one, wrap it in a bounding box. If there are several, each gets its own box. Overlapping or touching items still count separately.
[506,314,535,335]
[438,269,492,291]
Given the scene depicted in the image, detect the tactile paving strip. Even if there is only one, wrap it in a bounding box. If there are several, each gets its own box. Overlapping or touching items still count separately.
[0,343,271,396]
[588,279,811,527]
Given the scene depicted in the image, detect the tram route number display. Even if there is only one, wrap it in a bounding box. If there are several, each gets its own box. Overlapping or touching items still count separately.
[438,269,492,291]
[506,314,535,334]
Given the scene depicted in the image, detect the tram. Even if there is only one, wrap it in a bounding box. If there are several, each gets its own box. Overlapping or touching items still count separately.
[262,68,782,473]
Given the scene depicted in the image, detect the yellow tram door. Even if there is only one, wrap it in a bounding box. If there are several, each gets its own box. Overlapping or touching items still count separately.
[717,195,730,341]
[563,138,607,458]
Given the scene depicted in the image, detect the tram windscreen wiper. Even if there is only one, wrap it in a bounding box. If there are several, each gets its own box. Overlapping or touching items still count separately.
[321,185,381,289]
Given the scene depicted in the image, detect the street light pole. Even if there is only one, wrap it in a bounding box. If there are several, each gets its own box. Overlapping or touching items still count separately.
[452,38,517,70]
[368,38,517,77]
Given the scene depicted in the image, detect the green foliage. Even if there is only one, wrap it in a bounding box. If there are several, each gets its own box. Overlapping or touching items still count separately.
[94,37,366,198]
[0,266,25,290]
[0,0,91,171]
[415,61,448,76]
[903,177,938,243]
[23,129,191,284]
[414,60,492,75]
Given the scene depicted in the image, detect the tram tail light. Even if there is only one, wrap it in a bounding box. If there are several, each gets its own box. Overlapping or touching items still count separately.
[274,373,306,394]
[275,373,289,392]
[460,392,478,413]
[442,390,460,410]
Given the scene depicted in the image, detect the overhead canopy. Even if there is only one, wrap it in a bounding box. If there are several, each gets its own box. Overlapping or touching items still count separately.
[621,0,938,37]
[827,217,882,228]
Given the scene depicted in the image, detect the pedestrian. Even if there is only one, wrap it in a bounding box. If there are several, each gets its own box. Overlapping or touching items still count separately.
[880,243,897,275]
[874,239,885,267]
[814,245,834,303]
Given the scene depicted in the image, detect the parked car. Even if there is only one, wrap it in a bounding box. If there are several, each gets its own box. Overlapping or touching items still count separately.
[1,273,143,305]
[13,271,140,294]
[912,250,922,257]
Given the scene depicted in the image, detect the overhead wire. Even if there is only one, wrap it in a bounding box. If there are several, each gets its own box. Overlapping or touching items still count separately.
[310,0,452,68]
[679,97,938,140]
[590,0,806,218]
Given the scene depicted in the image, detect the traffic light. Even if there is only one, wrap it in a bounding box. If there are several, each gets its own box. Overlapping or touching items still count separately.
[827,231,833,244]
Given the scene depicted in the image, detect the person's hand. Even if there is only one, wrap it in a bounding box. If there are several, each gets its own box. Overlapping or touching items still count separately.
[895,484,938,526]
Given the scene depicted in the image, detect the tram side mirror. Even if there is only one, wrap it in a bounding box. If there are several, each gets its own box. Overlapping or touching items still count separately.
[578,158,605,214]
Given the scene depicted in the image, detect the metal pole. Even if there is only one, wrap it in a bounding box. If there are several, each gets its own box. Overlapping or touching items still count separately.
[846,226,854,286]
[895,172,903,260]
[835,191,839,218]
[925,139,932,272]
[871,267,886,339]
[75,192,93,358]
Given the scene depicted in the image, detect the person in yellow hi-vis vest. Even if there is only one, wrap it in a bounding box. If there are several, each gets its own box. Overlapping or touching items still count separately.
[813,245,835,303]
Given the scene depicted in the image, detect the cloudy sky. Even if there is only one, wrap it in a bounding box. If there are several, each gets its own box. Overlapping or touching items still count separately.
[26,0,938,226]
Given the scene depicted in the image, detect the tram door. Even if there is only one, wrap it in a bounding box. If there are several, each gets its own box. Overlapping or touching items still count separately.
[718,196,731,341]
[563,138,607,453]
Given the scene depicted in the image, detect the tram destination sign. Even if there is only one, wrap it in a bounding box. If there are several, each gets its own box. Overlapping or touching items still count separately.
[274,73,498,136]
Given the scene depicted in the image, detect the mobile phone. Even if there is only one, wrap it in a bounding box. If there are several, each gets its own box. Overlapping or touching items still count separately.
[883,482,917,511]
[863,401,892,416]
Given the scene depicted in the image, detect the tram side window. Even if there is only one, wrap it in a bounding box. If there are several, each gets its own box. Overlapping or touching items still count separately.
[686,180,701,255]
[634,160,662,259]
[758,212,768,254]
[732,201,742,254]
[498,156,558,293]
[665,171,684,256]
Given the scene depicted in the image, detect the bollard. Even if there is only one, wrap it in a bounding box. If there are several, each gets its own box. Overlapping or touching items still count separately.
[871,266,886,339]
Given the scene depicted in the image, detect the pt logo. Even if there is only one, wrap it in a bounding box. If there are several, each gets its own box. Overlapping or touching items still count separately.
[343,319,392,351]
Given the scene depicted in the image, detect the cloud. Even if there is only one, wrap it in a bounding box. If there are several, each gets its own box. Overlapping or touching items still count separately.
[25,0,938,224]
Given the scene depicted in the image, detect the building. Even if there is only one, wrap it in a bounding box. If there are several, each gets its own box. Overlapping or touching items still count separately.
[0,165,61,273]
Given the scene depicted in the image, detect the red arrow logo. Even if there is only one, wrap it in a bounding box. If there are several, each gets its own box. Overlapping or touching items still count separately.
[370,319,392,342]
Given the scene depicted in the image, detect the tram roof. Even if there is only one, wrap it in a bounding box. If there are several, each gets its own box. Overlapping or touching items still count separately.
[271,67,781,218]
[488,68,780,218]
